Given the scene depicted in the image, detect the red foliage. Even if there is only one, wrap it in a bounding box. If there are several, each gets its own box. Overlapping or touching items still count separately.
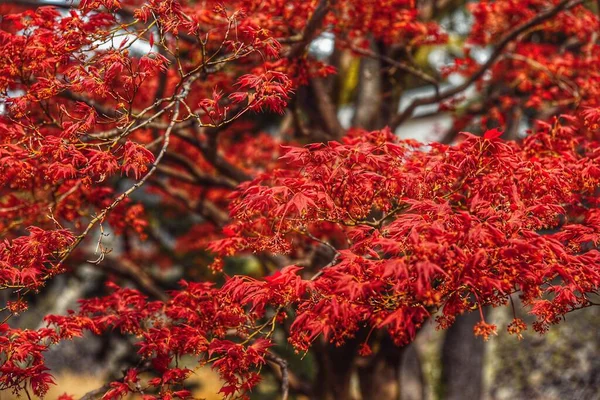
[0,0,599,399]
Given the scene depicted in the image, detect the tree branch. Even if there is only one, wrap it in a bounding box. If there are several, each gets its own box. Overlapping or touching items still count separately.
[78,361,153,400]
[150,178,229,227]
[60,90,119,119]
[286,0,334,59]
[310,77,346,139]
[94,256,168,302]
[353,39,383,130]
[56,70,204,269]
[351,45,440,92]
[389,0,582,130]
[79,383,111,400]
[172,128,252,183]
[265,353,290,400]
[163,151,237,189]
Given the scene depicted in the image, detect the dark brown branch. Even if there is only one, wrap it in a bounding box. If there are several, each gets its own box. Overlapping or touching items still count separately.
[283,0,344,139]
[172,128,252,183]
[310,77,345,139]
[286,0,334,59]
[310,250,340,281]
[418,0,463,21]
[156,164,199,184]
[78,361,153,400]
[163,151,237,189]
[351,46,440,91]
[93,256,168,302]
[265,353,290,400]
[150,178,229,227]
[265,351,313,398]
[79,383,111,400]
[389,0,582,130]
[292,100,312,137]
[60,91,119,119]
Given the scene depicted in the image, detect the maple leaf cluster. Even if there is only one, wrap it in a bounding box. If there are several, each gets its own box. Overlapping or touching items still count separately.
[213,123,600,349]
[445,0,600,131]
[0,0,599,399]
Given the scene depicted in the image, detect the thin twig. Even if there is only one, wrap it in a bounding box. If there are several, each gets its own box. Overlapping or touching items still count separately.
[56,72,198,269]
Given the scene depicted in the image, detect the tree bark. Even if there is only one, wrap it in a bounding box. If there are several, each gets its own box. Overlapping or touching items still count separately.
[440,311,486,400]
[353,40,383,131]
[356,335,426,400]
[313,339,360,400]
[400,344,426,400]
[357,335,404,400]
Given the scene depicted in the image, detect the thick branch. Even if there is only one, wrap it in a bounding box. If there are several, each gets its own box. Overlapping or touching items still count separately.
[310,77,346,139]
[353,40,383,130]
[150,178,229,227]
[286,0,334,59]
[94,256,168,302]
[163,151,237,189]
[156,165,200,185]
[265,353,290,400]
[172,129,252,182]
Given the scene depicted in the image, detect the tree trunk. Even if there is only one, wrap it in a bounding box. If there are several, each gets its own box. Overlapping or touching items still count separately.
[400,344,426,400]
[440,311,486,400]
[353,39,383,131]
[313,339,359,400]
[356,335,426,400]
[357,335,403,400]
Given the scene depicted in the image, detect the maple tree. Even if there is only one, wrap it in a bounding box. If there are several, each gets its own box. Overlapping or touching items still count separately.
[0,0,599,399]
